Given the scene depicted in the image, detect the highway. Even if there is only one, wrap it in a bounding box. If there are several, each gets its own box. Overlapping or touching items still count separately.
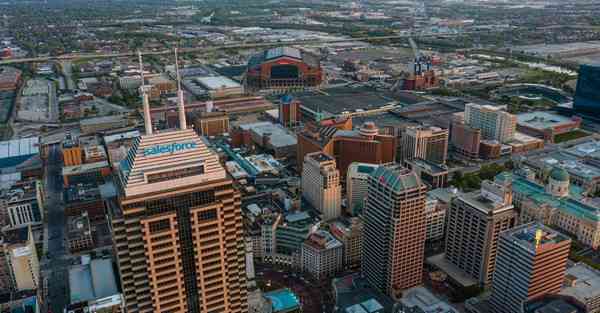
[0,30,505,65]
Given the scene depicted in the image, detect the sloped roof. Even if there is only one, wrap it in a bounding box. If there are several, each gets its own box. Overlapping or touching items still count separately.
[118,129,226,198]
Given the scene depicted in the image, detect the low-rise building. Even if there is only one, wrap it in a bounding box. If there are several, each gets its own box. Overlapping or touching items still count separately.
[498,168,600,249]
[0,137,42,179]
[66,212,94,253]
[0,67,21,91]
[406,158,449,189]
[232,121,297,158]
[517,112,582,143]
[561,263,600,313]
[80,116,128,135]
[62,161,111,187]
[0,226,40,291]
[1,179,44,230]
[301,230,343,280]
[193,110,229,137]
[67,256,123,313]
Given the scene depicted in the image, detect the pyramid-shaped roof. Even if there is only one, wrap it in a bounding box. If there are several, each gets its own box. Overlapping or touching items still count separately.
[118,128,226,198]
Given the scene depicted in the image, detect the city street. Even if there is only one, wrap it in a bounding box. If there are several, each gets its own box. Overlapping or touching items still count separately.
[41,144,70,313]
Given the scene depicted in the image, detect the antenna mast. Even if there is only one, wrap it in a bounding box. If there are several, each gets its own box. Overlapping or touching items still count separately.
[138,51,153,135]
[174,48,187,130]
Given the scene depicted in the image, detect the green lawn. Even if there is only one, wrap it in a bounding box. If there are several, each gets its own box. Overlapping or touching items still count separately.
[554,130,590,143]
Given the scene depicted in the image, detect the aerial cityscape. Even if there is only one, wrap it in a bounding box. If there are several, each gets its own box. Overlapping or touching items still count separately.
[1,0,600,312]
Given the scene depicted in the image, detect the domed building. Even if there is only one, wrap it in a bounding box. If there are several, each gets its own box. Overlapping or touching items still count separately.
[546,166,570,197]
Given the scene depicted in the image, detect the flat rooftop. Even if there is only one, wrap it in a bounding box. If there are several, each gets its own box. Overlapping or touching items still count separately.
[517,112,576,130]
[426,253,478,288]
[561,263,600,303]
[401,286,459,313]
[296,85,398,116]
[0,137,39,160]
[333,273,396,313]
[529,151,600,180]
[195,76,241,90]
[504,222,570,252]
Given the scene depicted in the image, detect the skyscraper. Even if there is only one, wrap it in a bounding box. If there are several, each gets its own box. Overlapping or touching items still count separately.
[400,126,449,165]
[445,180,516,287]
[464,103,516,142]
[490,222,571,313]
[574,63,600,116]
[346,162,378,216]
[362,165,427,298]
[302,152,342,220]
[109,52,247,313]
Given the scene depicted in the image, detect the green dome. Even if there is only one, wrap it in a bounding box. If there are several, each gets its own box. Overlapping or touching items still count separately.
[550,167,569,182]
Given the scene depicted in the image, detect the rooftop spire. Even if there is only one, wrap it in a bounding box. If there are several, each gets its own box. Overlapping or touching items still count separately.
[138,51,153,135]
[174,47,187,130]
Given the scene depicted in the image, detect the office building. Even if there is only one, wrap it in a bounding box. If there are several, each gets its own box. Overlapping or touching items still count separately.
[67,211,94,253]
[425,196,446,242]
[330,217,363,270]
[451,120,481,160]
[346,162,378,216]
[464,103,516,142]
[301,230,343,281]
[445,180,517,287]
[490,223,571,313]
[574,64,600,116]
[302,152,342,220]
[297,120,396,176]
[261,211,314,267]
[405,158,449,189]
[109,54,247,313]
[279,94,300,128]
[193,110,229,137]
[400,126,449,165]
[362,165,427,298]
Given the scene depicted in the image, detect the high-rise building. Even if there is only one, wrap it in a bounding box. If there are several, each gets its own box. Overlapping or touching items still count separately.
[451,120,481,159]
[297,120,396,176]
[301,230,344,281]
[400,126,449,165]
[362,165,427,298]
[464,103,516,142]
[108,52,247,313]
[302,152,342,220]
[330,217,363,270]
[490,222,571,313]
[445,180,516,287]
[279,94,300,128]
[346,162,379,216]
[574,64,600,116]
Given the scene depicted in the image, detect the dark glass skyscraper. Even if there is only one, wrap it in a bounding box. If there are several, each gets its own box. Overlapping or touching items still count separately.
[574,64,600,115]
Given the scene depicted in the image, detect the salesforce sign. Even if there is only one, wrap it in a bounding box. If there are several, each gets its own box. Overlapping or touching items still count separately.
[143,141,197,157]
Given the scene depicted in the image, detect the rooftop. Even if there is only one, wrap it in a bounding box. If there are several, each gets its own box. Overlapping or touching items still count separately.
[304,229,343,250]
[400,286,459,313]
[240,121,297,148]
[308,152,334,163]
[497,172,600,222]
[0,137,39,160]
[526,151,600,180]
[62,161,109,176]
[504,222,570,252]
[296,85,398,117]
[370,165,422,193]
[195,76,241,90]
[285,211,311,224]
[68,258,119,304]
[517,112,576,130]
[560,263,600,303]
[333,273,395,313]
